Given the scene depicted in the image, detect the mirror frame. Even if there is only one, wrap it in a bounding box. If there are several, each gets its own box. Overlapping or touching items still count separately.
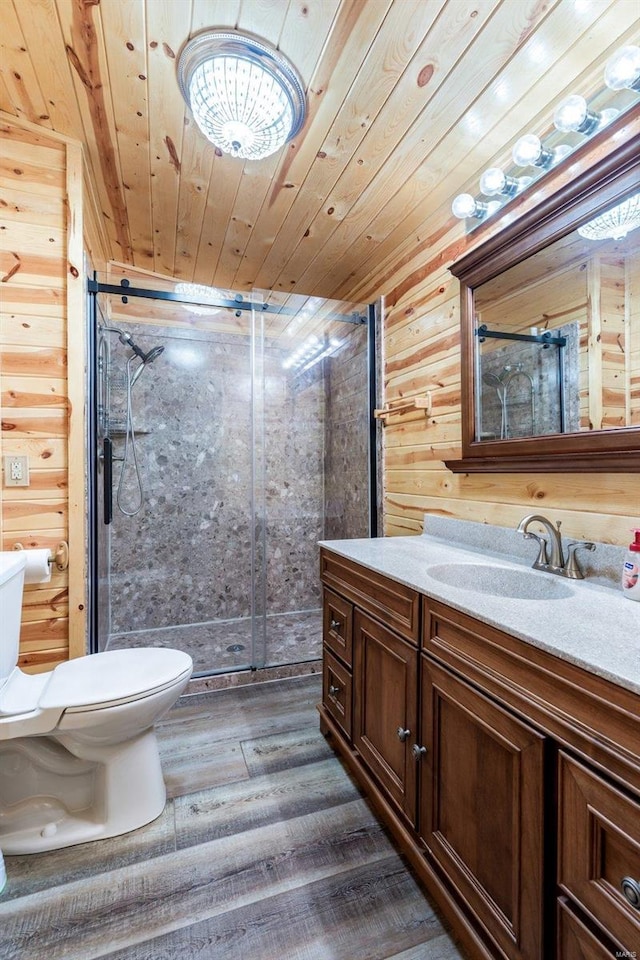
[446,129,640,474]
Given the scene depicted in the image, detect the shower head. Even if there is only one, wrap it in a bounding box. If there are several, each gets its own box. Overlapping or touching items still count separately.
[143,345,165,364]
[129,344,165,387]
[482,371,504,388]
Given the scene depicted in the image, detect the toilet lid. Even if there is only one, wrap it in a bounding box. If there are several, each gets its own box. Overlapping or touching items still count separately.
[38,648,193,710]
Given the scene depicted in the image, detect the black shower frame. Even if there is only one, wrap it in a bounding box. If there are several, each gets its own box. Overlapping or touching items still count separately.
[87,275,379,655]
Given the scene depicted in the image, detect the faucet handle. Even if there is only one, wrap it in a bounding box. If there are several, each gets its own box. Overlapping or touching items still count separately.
[564,541,596,579]
[522,532,549,569]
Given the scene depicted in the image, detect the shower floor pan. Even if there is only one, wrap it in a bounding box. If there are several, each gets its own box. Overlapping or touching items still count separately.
[106,609,322,675]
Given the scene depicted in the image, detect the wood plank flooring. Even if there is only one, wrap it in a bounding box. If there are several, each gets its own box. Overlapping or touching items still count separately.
[0,675,466,960]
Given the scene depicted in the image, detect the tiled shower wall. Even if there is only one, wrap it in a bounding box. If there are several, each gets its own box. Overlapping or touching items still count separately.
[105,317,369,646]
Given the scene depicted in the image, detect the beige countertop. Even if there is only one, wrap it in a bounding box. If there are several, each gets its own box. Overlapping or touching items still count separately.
[319,531,640,696]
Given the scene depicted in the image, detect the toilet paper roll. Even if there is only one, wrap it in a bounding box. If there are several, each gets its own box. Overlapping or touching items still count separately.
[22,549,52,584]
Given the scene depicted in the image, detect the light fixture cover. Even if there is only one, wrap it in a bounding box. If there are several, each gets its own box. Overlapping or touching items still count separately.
[577,192,640,241]
[177,30,306,160]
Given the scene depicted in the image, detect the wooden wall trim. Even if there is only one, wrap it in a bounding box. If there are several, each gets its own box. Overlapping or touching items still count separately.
[65,139,87,659]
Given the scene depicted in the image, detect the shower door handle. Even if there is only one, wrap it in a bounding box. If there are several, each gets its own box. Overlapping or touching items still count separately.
[103,437,113,525]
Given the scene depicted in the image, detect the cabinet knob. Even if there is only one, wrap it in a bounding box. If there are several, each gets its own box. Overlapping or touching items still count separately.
[329,684,340,697]
[330,619,341,632]
[411,744,427,760]
[621,876,640,909]
[396,726,411,742]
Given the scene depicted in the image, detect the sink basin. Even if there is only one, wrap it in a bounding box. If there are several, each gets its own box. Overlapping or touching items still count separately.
[425,563,575,600]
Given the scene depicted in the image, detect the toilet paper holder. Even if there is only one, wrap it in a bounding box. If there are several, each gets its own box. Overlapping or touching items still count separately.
[13,541,69,572]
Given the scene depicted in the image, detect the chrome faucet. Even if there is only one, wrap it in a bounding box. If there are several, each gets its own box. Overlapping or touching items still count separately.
[516,514,595,579]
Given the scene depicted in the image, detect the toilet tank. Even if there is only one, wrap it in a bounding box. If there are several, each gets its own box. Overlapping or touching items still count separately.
[0,552,27,684]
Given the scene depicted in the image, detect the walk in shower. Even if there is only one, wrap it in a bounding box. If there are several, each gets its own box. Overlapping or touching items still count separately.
[476,322,580,441]
[89,275,374,677]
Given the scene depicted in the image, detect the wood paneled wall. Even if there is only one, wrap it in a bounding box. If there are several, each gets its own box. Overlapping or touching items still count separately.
[0,114,105,672]
[381,124,640,548]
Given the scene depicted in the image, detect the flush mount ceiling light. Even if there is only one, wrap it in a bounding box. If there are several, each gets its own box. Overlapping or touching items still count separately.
[177,30,306,160]
[577,192,640,241]
[175,282,225,302]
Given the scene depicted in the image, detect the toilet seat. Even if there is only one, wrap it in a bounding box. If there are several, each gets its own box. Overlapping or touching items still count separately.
[39,648,192,711]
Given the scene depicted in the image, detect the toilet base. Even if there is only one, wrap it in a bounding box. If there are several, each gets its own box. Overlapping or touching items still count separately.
[0,728,167,854]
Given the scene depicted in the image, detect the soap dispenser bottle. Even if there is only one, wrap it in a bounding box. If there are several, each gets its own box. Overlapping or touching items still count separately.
[622,529,640,600]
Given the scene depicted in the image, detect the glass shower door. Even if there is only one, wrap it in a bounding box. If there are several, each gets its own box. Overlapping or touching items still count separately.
[252,291,370,671]
[91,276,372,677]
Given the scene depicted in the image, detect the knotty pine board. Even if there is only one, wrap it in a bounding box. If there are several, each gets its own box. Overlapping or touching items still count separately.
[0,119,72,669]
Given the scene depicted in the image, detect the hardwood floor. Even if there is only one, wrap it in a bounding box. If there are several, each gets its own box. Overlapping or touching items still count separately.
[0,675,465,960]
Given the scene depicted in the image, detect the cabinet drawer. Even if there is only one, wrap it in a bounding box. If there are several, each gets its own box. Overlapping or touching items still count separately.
[323,648,352,740]
[557,899,618,960]
[321,549,419,643]
[323,588,353,666]
[558,752,640,953]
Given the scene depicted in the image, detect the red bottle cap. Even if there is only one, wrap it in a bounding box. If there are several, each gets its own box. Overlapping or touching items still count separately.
[629,529,640,553]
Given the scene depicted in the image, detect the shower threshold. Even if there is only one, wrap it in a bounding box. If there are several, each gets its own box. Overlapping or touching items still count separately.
[105,608,323,675]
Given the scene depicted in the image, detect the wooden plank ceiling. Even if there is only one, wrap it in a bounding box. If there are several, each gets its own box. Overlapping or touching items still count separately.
[1,0,638,303]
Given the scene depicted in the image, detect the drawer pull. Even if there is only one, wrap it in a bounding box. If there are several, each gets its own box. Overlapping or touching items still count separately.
[329,684,341,697]
[330,618,341,632]
[411,743,427,760]
[621,876,640,909]
[396,726,411,742]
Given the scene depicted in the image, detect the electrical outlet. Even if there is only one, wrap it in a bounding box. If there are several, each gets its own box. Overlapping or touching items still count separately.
[3,455,29,487]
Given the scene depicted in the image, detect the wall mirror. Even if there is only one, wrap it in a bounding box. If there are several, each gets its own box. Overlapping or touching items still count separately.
[447,130,640,473]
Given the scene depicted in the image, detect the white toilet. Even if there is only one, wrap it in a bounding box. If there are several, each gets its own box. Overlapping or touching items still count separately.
[0,551,192,854]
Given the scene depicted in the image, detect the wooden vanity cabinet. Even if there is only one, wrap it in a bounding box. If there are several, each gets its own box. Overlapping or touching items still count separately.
[319,550,640,960]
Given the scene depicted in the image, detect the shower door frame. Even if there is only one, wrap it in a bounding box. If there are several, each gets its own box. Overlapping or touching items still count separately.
[86,276,378,671]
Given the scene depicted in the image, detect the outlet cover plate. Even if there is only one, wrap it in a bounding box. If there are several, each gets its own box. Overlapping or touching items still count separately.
[3,455,29,487]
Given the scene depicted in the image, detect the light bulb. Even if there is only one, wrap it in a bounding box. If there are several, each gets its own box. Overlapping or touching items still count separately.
[479,167,521,197]
[553,94,601,134]
[512,134,553,169]
[451,193,479,218]
[604,44,640,91]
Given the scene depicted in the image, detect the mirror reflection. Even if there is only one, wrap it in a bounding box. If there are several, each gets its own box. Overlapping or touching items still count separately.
[474,190,640,442]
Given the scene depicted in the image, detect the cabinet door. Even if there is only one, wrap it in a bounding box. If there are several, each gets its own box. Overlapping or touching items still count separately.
[420,656,545,960]
[353,610,418,822]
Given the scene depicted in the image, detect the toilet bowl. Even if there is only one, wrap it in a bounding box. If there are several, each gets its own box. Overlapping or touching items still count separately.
[0,551,192,854]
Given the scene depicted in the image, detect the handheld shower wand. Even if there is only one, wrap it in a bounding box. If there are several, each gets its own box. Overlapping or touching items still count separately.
[100,325,165,515]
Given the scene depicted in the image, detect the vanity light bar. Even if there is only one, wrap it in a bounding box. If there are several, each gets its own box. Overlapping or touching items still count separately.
[451,42,640,225]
